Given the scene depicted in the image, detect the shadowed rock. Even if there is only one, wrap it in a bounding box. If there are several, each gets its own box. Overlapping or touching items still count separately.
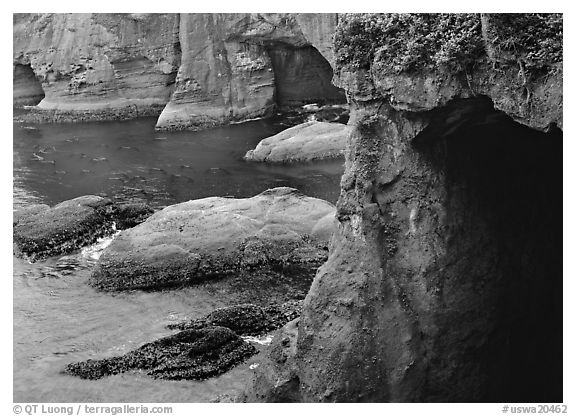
[90,187,336,291]
[13,196,153,261]
[65,326,256,380]
[246,14,563,403]
[244,121,351,163]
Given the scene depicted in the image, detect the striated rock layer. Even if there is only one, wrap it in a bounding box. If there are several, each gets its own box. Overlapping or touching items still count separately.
[13,13,181,121]
[155,13,344,130]
[246,14,563,403]
[13,13,345,128]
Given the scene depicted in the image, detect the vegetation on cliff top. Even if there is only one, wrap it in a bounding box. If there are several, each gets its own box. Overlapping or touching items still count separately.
[334,13,562,76]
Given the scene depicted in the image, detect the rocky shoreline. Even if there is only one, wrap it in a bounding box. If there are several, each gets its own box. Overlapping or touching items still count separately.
[13,196,153,261]
[65,301,302,381]
[12,104,166,125]
[13,13,563,403]
[13,13,345,130]
[13,189,327,384]
[65,326,258,381]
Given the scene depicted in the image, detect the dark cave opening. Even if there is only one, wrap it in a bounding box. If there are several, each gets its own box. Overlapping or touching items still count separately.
[13,63,45,106]
[265,43,346,108]
[414,98,563,402]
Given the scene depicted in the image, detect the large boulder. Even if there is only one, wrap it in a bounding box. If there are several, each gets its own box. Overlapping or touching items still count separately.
[244,121,351,163]
[13,196,153,261]
[90,187,336,291]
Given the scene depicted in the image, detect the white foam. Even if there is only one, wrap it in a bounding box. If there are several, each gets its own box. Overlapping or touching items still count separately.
[80,224,121,260]
[242,334,274,345]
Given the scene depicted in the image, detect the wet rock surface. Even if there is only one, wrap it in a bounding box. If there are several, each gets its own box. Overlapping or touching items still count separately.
[168,301,302,336]
[242,318,301,403]
[90,187,336,291]
[244,121,351,163]
[112,202,154,230]
[65,326,257,380]
[13,196,153,261]
[66,301,302,381]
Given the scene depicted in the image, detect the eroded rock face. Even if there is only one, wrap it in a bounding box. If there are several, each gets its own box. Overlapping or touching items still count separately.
[13,13,181,122]
[90,187,336,291]
[244,121,351,163]
[13,196,153,261]
[268,44,344,107]
[14,13,344,128]
[247,14,563,403]
[154,13,344,130]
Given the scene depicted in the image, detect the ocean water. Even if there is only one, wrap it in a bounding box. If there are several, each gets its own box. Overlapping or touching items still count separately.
[13,114,344,402]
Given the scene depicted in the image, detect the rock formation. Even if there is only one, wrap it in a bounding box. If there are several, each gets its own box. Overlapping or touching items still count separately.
[13,13,181,122]
[90,187,336,291]
[246,13,563,403]
[65,301,302,381]
[13,13,345,128]
[168,301,303,336]
[65,326,257,380]
[13,195,153,261]
[244,121,351,163]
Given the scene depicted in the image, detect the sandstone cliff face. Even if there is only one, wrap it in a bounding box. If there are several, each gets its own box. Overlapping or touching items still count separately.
[155,13,344,130]
[247,14,563,402]
[13,13,344,127]
[13,13,181,121]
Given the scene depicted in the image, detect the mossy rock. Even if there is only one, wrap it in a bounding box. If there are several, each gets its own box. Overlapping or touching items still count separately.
[65,326,257,381]
[90,188,336,291]
[13,196,153,261]
[168,301,303,336]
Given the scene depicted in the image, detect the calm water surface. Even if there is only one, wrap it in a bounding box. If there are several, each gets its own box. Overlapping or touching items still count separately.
[13,114,344,402]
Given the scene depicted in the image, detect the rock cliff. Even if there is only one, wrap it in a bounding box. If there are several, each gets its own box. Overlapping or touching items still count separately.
[246,13,563,402]
[13,13,181,121]
[13,13,345,128]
